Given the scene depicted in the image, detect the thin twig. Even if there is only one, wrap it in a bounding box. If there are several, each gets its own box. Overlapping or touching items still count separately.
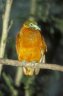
[0,0,13,74]
[8,20,13,32]
[2,72,18,96]
[0,58,63,72]
[30,0,37,15]
[0,0,13,57]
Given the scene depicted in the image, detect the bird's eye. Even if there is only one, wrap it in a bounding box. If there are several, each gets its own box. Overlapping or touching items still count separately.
[29,23,33,27]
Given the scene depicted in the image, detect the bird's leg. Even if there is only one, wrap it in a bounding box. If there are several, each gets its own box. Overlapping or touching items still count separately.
[21,60,27,75]
[21,60,27,66]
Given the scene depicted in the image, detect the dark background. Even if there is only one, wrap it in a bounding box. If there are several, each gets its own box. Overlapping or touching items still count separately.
[0,0,63,96]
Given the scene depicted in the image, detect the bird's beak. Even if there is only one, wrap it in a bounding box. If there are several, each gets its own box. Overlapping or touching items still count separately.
[32,24,41,31]
[30,24,41,30]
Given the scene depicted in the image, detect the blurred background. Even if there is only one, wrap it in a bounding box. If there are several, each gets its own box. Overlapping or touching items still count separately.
[0,0,63,96]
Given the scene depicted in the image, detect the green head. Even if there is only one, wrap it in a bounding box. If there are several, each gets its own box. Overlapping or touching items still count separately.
[23,18,41,31]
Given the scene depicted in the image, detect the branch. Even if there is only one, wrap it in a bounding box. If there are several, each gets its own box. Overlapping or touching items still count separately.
[0,58,63,72]
[0,0,13,57]
[0,0,13,74]
[8,20,13,32]
[30,0,37,15]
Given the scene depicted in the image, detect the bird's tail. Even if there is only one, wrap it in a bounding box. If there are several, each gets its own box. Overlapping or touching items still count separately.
[23,55,45,76]
[23,67,35,76]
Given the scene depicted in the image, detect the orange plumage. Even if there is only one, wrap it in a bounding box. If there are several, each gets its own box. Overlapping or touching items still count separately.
[16,18,47,76]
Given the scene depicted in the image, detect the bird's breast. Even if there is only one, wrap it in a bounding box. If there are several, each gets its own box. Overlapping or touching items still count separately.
[20,27,42,48]
[16,27,47,61]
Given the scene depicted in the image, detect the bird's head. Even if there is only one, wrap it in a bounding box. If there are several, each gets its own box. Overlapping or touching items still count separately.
[23,18,41,31]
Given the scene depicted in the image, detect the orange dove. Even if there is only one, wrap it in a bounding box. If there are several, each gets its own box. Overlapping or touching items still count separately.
[16,18,47,76]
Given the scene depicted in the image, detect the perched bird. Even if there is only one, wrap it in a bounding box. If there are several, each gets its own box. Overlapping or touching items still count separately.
[16,18,47,76]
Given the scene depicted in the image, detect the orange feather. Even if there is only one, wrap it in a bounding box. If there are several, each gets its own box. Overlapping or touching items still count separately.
[16,19,47,76]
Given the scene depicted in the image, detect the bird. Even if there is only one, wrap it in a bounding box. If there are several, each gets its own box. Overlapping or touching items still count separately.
[16,18,47,76]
